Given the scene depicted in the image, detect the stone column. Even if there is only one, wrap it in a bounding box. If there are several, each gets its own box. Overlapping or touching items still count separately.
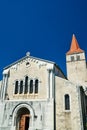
[33,79,35,94]
[49,69,54,99]
[50,69,53,98]
[18,81,20,94]
[1,75,5,99]
[2,74,8,100]
[47,69,50,99]
[47,69,54,99]
[1,69,9,100]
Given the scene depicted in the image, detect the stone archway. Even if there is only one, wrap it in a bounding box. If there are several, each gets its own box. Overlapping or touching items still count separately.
[12,104,34,130]
[16,107,30,130]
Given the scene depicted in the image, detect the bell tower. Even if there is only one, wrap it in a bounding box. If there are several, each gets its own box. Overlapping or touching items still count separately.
[66,34,87,84]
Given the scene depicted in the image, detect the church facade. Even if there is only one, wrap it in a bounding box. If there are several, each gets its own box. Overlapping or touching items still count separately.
[0,35,87,130]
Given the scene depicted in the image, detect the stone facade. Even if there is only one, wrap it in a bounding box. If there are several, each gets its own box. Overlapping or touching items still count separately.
[55,77,83,130]
[0,35,87,130]
[66,52,87,86]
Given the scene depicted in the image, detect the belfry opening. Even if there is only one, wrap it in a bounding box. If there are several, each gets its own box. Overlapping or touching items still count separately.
[16,107,30,130]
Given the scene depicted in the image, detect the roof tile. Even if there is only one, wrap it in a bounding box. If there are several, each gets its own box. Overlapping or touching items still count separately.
[66,34,84,55]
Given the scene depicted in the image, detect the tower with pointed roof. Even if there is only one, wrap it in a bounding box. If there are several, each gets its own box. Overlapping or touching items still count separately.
[0,35,86,130]
[66,34,87,84]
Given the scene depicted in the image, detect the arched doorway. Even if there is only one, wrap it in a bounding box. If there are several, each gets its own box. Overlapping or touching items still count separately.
[16,107,30,130]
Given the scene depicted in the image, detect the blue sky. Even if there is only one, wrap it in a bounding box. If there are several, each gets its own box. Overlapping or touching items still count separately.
[0,0,87,79]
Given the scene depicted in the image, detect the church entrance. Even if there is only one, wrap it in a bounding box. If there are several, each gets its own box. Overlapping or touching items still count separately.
[19,114,30,130]
[16,107,30,130]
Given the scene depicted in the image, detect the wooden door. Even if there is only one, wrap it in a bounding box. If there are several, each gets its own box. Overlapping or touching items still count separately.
[19,114,30,130]
[19,115,25,130]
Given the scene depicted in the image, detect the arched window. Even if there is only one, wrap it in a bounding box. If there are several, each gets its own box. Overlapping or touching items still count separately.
[15,81,18,94]
[35,79,38,93]
[19,80,23,94]
[30,80,33,93]
[65,94,70,110]
[24,76,28,94]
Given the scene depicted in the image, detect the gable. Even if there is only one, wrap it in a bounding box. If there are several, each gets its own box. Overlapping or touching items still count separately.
[5,56,54,100]
[2,54,66,100]
[4,55,55,70]
[5,56,54,78]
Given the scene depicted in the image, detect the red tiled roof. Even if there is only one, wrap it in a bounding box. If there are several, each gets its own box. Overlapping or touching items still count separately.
[66,34,84,55]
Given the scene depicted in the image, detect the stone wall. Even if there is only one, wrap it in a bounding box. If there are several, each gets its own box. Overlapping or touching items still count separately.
[0,99,54,130]
[4,57,54,100]
[55,76,83,130]
[66,52,87,85]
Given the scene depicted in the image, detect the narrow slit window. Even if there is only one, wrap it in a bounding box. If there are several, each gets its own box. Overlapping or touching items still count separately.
[65,94,70,110]
[19,80,23,94]
[24,76,28,94]
[35,79,38,93]
[30,80,33,93]
[77,55,80,61]
[15,81,18,94]
[71,56,74,61]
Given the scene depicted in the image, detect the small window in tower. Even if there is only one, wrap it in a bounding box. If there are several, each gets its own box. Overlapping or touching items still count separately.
[77,55,80,61]
[65,94,70,110]
[71,56,74,61]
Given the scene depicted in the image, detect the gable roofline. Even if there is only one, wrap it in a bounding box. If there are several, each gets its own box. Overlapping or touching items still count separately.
[3,54,67,79]
[4,55,55,70]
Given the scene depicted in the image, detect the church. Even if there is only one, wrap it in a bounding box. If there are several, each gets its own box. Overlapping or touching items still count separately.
[0,35,87,130]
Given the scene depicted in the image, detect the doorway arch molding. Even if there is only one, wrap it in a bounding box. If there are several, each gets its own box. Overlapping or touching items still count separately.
[12,102,35,116]
[12,103,35,129]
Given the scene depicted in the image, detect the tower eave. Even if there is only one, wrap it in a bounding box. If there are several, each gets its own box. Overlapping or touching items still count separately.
[66,48,84,55]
